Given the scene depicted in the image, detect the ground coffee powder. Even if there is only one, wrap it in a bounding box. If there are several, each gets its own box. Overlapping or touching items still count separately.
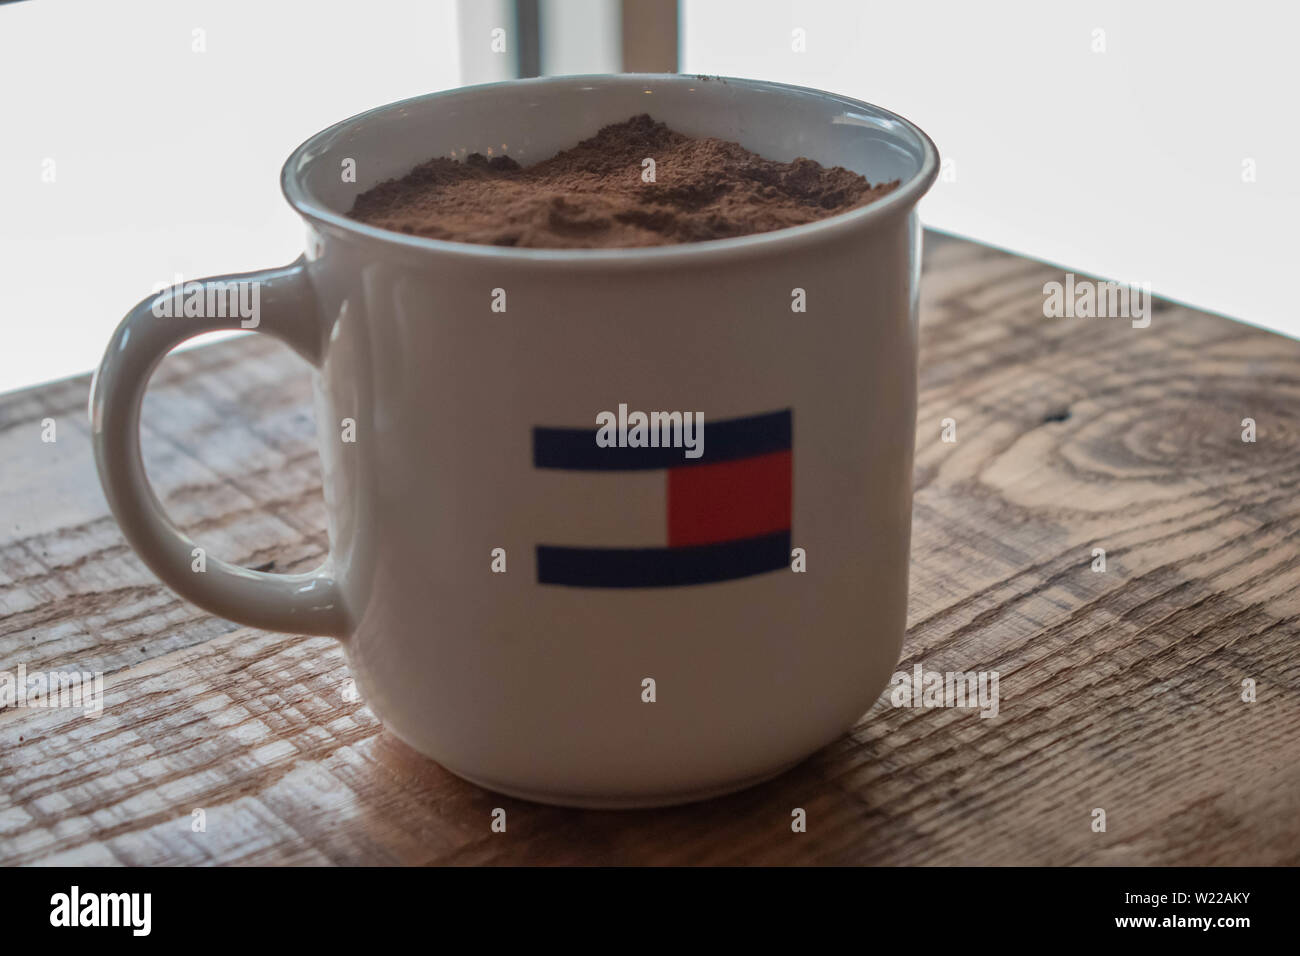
[347,114,899,248]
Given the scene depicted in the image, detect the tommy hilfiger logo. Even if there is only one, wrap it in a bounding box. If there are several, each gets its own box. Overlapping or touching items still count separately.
[533,408,792,587]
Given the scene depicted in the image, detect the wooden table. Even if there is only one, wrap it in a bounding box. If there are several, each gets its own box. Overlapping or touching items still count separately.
[2,232,1297,865]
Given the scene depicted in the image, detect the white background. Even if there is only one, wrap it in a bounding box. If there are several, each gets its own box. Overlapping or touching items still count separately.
[1,0,1297,393]
[682,0,1299,339]
[0,0,461,393]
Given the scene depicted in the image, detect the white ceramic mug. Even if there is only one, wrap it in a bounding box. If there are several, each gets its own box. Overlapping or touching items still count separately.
[91,75,938,807]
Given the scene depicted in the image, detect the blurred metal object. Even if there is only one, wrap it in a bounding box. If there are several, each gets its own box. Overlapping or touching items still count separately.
[459,0,678,82]
[540,0,622,75]
[516,0,541,77]
[457,0,519,84]
[621,0,678,73]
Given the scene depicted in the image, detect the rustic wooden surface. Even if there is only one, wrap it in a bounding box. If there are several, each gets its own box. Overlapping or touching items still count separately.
[2,231,1298,865]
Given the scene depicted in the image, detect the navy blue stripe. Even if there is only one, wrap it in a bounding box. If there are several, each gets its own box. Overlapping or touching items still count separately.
[533,408,791,471]
[537,531,791,588]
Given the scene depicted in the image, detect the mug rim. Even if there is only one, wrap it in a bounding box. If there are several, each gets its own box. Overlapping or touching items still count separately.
[281,73,940,266]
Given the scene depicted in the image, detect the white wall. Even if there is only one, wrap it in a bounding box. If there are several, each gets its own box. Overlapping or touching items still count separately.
[0,0,460,393]
[683,0,1300,338]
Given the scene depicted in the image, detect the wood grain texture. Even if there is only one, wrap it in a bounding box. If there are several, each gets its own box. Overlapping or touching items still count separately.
[2,231,1298,865]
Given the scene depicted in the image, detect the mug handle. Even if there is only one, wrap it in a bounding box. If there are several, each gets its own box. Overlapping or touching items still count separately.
[89,257,349,638]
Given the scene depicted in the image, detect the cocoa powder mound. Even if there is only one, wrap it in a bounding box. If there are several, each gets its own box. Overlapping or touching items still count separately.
[347,114,900,248]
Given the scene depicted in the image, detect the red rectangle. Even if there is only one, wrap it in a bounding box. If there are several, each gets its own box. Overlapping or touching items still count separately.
[667,450,792,548]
